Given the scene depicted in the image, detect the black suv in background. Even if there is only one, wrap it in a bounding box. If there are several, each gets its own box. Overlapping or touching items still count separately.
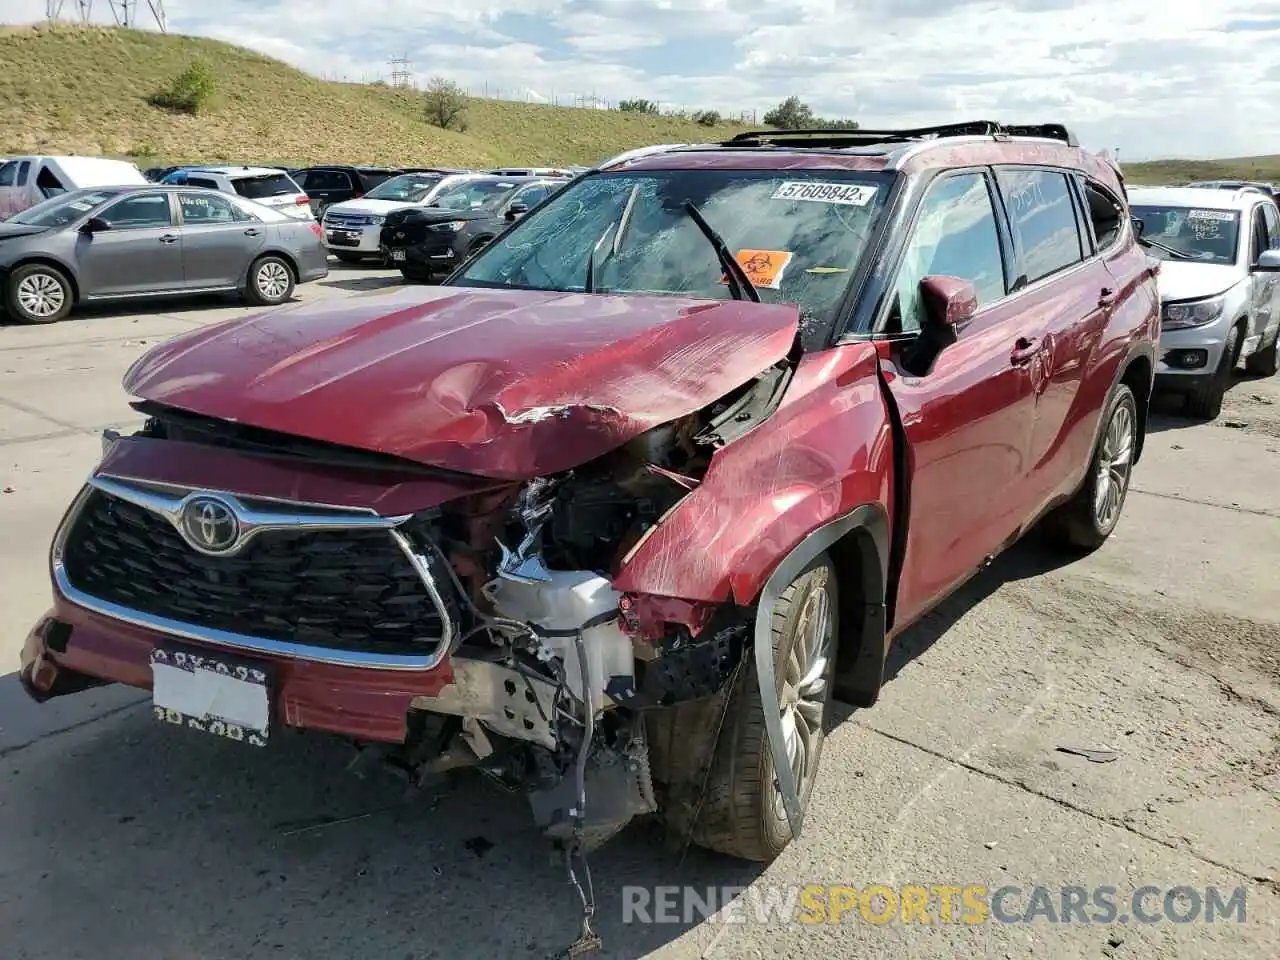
[380,175,566,282]
[291,166,402,217]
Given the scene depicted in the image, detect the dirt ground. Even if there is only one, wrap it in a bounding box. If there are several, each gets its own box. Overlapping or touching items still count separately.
[1,270,1278,959]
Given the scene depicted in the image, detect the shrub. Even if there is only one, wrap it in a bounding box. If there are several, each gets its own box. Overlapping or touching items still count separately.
[619,99,659,114]
[693,110,721,126]
[148,60,217,115]
[423,76,468,131]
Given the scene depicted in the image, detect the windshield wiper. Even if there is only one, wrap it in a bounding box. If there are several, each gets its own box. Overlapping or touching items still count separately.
[584,221,617,293]
[1138,235,1196,260]
[681,200,759,302]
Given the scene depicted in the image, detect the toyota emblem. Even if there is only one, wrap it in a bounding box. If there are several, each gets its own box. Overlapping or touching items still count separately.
[180,496,240,553]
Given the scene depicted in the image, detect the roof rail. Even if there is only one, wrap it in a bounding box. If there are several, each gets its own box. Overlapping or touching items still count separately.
[723,121,1079,149]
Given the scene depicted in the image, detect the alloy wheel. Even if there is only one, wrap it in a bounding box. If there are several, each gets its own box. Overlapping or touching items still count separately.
[16,272,65,319]
[1093,400,1134,530]
[772,579,834,818]
[256,261,290,300]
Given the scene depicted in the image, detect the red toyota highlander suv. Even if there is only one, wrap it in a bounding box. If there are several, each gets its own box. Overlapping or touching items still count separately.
[21,122,1158,878]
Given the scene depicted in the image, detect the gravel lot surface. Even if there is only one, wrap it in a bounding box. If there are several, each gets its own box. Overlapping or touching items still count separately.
[1,264,1277,959]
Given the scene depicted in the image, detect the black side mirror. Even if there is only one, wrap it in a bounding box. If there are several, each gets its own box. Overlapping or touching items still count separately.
[505,202,529,222]
[1130,216,1145,239]
[80,217,111,234]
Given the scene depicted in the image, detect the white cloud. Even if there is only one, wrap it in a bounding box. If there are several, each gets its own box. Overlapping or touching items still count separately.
[3,0,1279,158]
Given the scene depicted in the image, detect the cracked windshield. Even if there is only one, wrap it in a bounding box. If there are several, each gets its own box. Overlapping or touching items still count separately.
[456,170,891,334]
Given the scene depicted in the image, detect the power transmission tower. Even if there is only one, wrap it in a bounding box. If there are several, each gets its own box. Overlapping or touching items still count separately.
[78,0,94,21]
[388,54,413,89]
[106,0,167,30]
[46,0,66,18]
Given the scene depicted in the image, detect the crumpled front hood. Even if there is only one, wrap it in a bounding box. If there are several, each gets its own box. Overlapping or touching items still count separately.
[1155,260,1245,303]
[122,286,800,480]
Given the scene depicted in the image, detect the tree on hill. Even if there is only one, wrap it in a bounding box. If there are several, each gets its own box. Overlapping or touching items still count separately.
[423,76,468,131]
[762,95,859,131]
[147,60,217,115]
[619,99,660,114]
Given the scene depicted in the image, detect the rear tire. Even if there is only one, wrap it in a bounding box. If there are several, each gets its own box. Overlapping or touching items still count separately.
[243,255,295,306]
[6,262,73,324]
[650,555,838,862]
[1244,327,1279,377]
[1044,383,1137,550]
[1185,323,1241,419]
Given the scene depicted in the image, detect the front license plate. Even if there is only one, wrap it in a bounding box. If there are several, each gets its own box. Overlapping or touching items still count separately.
[390,249,406,261]
[151,645,271,746]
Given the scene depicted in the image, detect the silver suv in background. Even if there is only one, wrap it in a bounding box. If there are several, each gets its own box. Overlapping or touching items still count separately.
[320,171,501,263]
[1129,185,1280,418]
[160,166,314,221]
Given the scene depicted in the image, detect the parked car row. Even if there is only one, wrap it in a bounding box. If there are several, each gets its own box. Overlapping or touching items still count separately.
[317,167,574,272]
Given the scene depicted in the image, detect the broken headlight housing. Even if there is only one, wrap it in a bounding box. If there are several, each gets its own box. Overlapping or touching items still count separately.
[1162,295,1224,330]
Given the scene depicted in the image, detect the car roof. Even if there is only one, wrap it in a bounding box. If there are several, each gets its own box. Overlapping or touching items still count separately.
[183,165,291,178]
[604,121,1123,193]
[1127,185,1262,211]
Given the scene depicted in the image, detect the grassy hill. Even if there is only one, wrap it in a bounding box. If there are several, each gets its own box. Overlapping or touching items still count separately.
[0,23,749,168]
[1123,156,1280,186]
[0,23,1275,182]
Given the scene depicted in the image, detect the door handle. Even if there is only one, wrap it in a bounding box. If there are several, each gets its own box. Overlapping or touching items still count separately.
[1098,286,1117,307]
[1010,336,1040,365]
[243,228,261,237]
[159,234,178,244]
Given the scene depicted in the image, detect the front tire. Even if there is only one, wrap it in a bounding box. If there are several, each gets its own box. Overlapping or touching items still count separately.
[244,255,295,306]
[1185,324,1241,419]
[1046,382,1137,550]
[6,263,73,324]
[652,555,838,862]
[1245,326,1279,377]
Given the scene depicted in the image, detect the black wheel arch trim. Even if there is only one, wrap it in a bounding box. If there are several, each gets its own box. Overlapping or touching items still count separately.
[752,501,889,843]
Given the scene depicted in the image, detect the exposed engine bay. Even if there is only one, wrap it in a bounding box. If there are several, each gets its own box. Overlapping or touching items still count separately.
[118,358,795,952]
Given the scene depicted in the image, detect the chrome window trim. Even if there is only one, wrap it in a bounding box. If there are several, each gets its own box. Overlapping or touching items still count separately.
[51,477,456,671]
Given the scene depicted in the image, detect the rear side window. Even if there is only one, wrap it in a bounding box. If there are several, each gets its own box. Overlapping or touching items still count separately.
[305,169,351,191]
[995,168,1084,286]
[358,170,395,190]
[16,161,30,186]
[186,176,220,189]
[890,172,1008,333]
[232,173,297,199]
[179,192,243,224]
[1078,177,1124,252]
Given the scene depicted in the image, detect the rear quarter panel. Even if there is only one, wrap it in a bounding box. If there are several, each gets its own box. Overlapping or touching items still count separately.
[613,342,893,605]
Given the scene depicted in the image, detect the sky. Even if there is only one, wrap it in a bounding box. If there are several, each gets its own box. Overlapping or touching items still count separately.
[6,0,1280,160]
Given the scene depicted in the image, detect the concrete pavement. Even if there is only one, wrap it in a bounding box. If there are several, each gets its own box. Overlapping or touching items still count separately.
[1,269,1277,959]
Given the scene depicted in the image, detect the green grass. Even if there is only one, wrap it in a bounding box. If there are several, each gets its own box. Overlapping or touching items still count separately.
[1123,156,1280,187]
[0,23,750,169]
[2,23,1273,182]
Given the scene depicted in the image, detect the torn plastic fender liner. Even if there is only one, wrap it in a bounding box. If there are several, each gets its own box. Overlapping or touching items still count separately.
[753,503,890,841]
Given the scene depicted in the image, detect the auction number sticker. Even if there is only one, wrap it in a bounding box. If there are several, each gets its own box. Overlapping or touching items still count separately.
[1187,209,1234,221]
[772,181,878,206]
